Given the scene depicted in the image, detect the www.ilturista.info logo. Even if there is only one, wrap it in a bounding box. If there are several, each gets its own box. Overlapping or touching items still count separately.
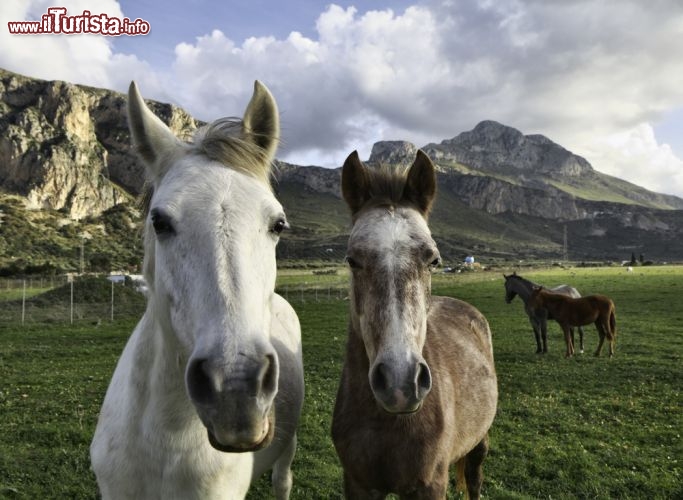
[8,7,150,36]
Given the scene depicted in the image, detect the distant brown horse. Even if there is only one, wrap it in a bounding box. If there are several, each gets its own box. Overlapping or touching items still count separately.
[528,286,617,358]
[331,150,498,499]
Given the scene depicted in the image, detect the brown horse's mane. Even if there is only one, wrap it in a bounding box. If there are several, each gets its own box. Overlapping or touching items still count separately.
[358,163,412,211]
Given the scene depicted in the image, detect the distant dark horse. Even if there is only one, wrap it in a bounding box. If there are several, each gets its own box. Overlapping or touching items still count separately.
[528,286,617,358]
[503,272,584,354]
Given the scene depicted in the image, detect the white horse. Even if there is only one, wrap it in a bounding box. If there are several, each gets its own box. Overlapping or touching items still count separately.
[90,81,304,499]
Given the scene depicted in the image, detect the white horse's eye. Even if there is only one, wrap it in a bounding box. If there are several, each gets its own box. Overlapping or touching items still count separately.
[150,209,175,236]
[271,218,289,235]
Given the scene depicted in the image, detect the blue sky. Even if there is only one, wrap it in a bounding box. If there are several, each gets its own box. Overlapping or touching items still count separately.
[2,0,683,197]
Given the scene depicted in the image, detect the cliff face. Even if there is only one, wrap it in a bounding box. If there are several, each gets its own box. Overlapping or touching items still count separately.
[368,140,417,165]
[0,69,198,219]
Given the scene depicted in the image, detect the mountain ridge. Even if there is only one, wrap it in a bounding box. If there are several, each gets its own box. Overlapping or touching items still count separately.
[1,67,682,272]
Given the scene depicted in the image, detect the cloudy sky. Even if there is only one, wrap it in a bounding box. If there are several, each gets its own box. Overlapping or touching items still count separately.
[2,0,683,197]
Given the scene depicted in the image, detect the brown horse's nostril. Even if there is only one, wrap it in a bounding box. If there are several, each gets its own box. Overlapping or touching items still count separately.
[416,361,432,395]
[187,358,215,406]
[370,362,389,393]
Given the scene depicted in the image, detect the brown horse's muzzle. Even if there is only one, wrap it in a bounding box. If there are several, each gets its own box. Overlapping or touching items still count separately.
[369,354,432,414]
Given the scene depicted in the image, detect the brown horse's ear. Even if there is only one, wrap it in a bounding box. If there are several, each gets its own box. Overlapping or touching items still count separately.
[403,150,436,216]
[341,151,371,214]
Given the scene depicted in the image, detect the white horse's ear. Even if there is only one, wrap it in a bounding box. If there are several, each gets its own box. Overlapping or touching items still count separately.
[403,150,436,216]
[242,81,280,164]
[341,150,371,214]
[128,81,182,179]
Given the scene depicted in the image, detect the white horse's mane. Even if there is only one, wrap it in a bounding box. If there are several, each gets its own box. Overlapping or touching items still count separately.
[192,117,275,187]
[139,116,277,219]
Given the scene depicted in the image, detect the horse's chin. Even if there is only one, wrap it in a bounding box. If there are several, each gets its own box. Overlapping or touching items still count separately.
[379,401,424,416]
[206,415,275,453]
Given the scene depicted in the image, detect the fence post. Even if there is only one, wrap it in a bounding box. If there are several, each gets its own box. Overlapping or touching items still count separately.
[70,280,74,325]
[111,280,115,322]
[21,280,26,326]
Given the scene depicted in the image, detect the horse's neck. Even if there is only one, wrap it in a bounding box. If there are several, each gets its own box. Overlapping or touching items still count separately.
[512,278,534,303]
[126,305,197,429]
[345,322,370,370]
[343,322,375,396]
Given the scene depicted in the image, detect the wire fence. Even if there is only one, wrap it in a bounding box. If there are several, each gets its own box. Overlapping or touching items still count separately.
[0,276,145,326]
[0,275,352,326]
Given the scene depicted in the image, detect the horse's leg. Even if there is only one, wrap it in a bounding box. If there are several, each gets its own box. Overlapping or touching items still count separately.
[578,326,585,354]
[562,324,574,358]
[594,322,605,357]
[540,317,549,354]
[271,433,297,500]
[400,467,448,500]
[400,483,447,500]
[343,471,385,500]
[570,327,575,352]
[530,317,542,354]
[463,435,489,500]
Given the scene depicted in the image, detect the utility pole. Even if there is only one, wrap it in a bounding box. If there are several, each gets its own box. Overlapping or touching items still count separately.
[563,225,568,262]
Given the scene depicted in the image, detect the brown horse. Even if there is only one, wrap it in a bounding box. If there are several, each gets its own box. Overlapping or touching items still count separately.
[528,286,617,358]
[331,150,498,499]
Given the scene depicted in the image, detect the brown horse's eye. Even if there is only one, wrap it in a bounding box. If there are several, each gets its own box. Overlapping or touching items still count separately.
[345,256,361,270]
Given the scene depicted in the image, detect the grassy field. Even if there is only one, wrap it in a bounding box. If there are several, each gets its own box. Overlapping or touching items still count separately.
[1,266,681,498]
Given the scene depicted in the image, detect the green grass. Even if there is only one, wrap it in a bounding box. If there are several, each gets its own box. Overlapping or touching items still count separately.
[1,267,682,498]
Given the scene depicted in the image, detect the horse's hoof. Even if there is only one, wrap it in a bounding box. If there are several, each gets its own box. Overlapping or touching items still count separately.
[579,350,584,354]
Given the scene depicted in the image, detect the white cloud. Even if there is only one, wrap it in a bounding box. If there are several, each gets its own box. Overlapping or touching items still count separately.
[582,124,683,197]
[2,0,683,196]
[163,1,683,195]
[0,0,163,95]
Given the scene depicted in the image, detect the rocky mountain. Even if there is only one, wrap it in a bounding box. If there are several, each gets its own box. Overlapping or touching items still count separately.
[424,120,683,211]
[1,68,682,272]
[0,68,199,219]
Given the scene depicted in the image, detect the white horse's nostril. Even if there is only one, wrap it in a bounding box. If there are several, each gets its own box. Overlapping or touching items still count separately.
[186,358,215,405]
[259,353,278,396]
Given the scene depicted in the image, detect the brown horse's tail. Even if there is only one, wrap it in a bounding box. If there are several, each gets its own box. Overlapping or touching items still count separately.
[455,457,470,498]
[609,304,617,340]
[455,457,469,499]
